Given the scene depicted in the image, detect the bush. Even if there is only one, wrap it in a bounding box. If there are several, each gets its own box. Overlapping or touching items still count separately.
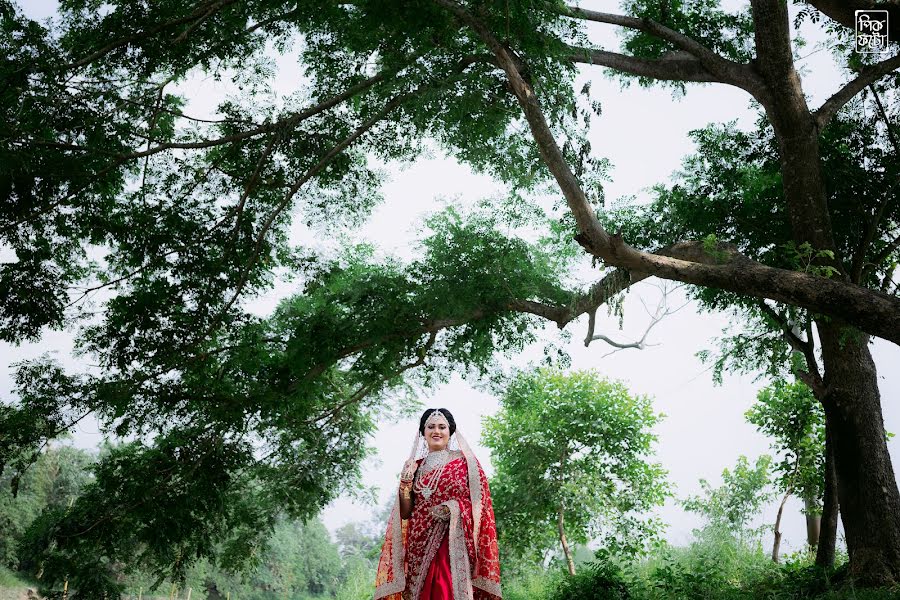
[546,560,633,600]
[502,567,557,600]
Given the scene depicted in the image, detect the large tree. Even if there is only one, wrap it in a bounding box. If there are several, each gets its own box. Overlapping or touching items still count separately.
[609,90,898,574]
[2,0,900,591]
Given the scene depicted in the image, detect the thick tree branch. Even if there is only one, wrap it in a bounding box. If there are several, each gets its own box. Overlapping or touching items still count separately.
[434,0,611,249]
[569,47,722,83]
[750,0,796,73]
[804,0,900,42]
[560,5,765,96]
[508,266,637,328]
[814,52,900,130]
[748,0,811,117]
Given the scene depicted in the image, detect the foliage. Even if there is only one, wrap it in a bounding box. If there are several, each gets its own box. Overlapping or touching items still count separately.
[638,531,777,599]
[0,564,30,587]
[546,557,634,600]
[501,565,559,600]
[681,455,774,544]
[483,368,670,565]
[0,445,94,570]
[0,446,375,599]
[747,380,825,513]
[617,0,754,92]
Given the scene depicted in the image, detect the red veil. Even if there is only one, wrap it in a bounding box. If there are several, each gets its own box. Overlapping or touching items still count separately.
[374,427,501,600]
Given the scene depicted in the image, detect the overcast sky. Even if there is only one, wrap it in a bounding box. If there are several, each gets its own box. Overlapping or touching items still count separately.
[9,0,900,557]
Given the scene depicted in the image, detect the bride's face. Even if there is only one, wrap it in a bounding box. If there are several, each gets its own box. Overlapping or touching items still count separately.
[425,420,450,452]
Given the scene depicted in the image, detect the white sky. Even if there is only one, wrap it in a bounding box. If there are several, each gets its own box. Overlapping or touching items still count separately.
[9,0,900,558]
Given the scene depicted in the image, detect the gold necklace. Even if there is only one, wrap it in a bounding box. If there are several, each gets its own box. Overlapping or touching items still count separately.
[415,449,451,500]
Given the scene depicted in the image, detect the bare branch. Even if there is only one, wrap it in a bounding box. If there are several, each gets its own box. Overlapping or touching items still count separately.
[585,282,687,355]
[814,52,900,130]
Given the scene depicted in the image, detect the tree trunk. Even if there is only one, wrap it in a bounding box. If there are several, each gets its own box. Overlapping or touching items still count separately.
[772,489,790,563]
[758,57,900,580]
[558,505,576,576]
[816,417,839,568]
[818,321,900,585]
[804,495,822,551]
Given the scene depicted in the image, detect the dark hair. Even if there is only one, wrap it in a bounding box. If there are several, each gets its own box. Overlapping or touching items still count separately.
[418,408,456,436]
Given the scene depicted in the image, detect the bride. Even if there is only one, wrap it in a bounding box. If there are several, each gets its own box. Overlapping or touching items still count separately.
[374,408,502,600]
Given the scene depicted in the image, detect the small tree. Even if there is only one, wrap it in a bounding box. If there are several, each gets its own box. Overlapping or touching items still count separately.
[483,368,669,575]
[746,380,825,561]
[682,454,774,546]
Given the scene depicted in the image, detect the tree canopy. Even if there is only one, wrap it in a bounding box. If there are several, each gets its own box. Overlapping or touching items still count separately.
[483,368,669,572]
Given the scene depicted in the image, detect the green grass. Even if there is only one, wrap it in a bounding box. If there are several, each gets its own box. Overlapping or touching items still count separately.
[0,566,29,588]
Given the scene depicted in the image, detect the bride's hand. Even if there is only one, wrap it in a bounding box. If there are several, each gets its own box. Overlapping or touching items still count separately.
[400,458,418,482]
[431,505,451,522]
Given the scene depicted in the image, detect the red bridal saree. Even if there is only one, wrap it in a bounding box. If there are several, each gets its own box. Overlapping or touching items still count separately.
[374,450,502,600]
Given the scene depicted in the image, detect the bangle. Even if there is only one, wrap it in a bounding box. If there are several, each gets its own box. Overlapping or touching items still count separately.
[401,487,412,499]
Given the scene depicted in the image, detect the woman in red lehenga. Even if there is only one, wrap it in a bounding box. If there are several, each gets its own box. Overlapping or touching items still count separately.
[374,408,502,600]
